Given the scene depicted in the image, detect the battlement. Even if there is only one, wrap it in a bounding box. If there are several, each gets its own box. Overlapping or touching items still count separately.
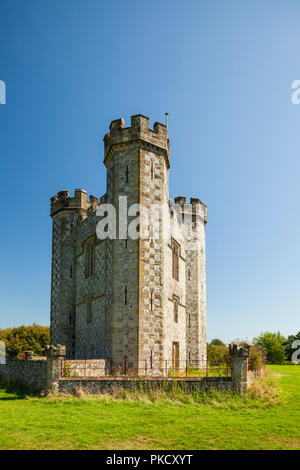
[103,114,170,168]
[172,196,207,224]
[50,189,99,217]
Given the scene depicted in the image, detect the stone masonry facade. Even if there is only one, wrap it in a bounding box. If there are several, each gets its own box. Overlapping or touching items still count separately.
[50,114,207,374]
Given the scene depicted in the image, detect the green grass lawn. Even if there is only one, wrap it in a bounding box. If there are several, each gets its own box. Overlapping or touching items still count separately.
[0,365,299,450]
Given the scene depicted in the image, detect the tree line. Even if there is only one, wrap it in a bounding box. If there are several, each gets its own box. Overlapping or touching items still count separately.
[0,325,299,364]
[207,331,300,364]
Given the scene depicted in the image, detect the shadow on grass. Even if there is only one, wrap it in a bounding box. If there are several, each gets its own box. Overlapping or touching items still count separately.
[0,377,40,399]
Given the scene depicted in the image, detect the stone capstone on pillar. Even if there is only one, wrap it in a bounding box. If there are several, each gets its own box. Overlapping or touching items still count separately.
[229,343,251,394]
[44,345,66,393]
[24,351,34,360]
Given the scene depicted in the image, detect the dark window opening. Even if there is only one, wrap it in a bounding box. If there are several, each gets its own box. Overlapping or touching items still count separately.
[173,295,179,323]
[85,239,95,278]
[150,350,153,369]
[172,342,180,370]
[86,298,92,324]
[172,240,180,281]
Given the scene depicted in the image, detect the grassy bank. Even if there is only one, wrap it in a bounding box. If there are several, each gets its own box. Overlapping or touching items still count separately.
[0,365,299,450]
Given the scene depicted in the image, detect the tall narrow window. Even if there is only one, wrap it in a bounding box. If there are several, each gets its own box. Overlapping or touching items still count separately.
[173,295,179,323]
[151,162,154,179]
[86,298,92,324]
[85,239,95,278]
[91,243,95,275]
[149,224,153,245]
[70,265,73,278]
[85,243,89,278]
[172,342,180,370]
[172,240,180,281]
[124,286,128,305]
[125,165,129,183]
[150,291,153,311]
[188,268,191,281]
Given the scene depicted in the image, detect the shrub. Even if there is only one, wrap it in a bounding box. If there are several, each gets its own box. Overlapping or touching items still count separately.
[63,362,78,377]
[207,343,230,365]
[249,347,263,371]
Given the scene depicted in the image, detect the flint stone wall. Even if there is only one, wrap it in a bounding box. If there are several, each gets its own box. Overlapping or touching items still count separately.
[0,357,47,391]
[58,376,233,395]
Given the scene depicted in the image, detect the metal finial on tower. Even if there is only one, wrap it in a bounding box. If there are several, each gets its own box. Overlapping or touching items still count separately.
[165,112,169,130]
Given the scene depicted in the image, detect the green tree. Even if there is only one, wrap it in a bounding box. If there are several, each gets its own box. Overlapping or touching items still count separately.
[207,343,230,365]
[253,331,287,364]
[0,324,50,357]
[210,338,225,346]
[283,332,300,361]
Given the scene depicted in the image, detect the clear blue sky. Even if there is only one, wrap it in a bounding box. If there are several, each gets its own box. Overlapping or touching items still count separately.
[0,0,299,343]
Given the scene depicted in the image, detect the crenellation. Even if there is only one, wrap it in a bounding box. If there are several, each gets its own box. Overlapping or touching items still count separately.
[103,114,170,169]
[174,196,186,206]
[50,189,92,217]
[131,114,149,130]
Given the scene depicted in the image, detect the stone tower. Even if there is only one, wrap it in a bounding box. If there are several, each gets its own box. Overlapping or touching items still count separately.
[50,114,207,372]
[50,190,91,358]
[103,115,170,371]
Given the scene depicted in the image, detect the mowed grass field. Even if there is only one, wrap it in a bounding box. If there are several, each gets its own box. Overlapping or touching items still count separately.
[0,365,299,450]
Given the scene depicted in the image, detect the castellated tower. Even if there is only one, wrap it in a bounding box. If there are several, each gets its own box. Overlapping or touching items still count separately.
[50,114,207,372]
[50,190,93,358]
